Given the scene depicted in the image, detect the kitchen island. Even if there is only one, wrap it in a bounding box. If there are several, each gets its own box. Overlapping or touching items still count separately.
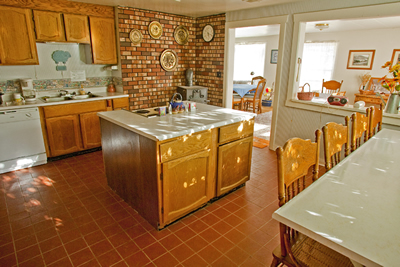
[98,104,255,229]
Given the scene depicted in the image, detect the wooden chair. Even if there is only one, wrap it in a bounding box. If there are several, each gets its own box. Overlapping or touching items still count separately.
[271,130,353,267]
[243,78,266,113]
[248,76,265,94]
[321,79,343,94]
[232,94,243,110]
[367,103,383,139]
[351,112,369,152]
[322,116,351,171]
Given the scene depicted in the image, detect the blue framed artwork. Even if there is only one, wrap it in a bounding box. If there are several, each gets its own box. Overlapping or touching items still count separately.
[270,49,278,64]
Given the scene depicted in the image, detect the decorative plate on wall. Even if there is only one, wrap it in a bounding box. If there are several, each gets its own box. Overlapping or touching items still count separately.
[174,26,189,45]
[160,49,178,71]
[148,21,163,39]
[129,29,143,45]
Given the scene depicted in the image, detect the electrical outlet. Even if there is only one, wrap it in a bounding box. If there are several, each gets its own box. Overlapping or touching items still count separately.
[217,72,221,78]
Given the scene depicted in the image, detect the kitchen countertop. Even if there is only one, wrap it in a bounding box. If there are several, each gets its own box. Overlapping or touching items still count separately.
[0,91,129,111]
[97,103,256,141]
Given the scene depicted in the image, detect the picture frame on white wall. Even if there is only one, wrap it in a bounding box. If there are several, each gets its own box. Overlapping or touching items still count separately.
[347,50,375,70]
[391,49,400,66]
[270,49,278,64]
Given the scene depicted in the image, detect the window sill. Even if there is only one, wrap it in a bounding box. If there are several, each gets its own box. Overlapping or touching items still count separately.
[285,97,400,126]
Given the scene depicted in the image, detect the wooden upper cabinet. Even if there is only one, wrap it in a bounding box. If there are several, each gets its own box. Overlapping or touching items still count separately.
[64,14,90,43]
[0,6,38,65]
[33,10,65,42]
[89,16,117,64]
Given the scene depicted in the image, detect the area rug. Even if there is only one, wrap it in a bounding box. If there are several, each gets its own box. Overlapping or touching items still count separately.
[253,136,269,148]
[253,111,272,148]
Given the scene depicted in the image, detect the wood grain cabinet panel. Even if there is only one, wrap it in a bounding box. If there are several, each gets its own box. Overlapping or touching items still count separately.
[112,97,129,110]
[80,111,102,149]
[64,14,90,43]
[162,150,211,225]
[217,136,253,196]
[0,6,38,65]
[219,120,254,144]
[33,10,65,42]
[45,115,81,156]
[88,16,117,64]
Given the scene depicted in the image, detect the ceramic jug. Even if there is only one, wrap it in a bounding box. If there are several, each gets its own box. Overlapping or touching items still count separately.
[170,93,185,113]
[385,93,400,114]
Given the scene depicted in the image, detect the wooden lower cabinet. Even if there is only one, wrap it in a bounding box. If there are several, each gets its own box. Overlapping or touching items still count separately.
[80,111,102,149]
[45,115,81,156]
[41,100,107,157]
[217,136,253,196]
[162,150,211,225]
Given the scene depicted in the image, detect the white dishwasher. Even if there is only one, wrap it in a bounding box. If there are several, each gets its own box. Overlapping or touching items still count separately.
[0,107,47,174]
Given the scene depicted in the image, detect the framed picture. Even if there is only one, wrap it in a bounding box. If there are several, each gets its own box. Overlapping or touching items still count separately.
[367,77,391,94]
[347,50,375,70]
[391,49,400,66]
[270,49,278,64]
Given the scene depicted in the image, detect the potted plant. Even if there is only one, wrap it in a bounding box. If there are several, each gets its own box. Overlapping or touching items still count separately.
[381,61,400,114]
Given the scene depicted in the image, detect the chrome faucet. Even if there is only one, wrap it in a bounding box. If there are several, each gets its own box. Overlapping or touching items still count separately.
[59,90,68,96]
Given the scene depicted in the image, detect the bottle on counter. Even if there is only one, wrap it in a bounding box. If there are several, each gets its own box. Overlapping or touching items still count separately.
[168,103,172,114]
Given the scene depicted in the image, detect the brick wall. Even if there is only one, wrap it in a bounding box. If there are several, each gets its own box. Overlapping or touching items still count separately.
[196,14,225,107]
[118,7,225,109]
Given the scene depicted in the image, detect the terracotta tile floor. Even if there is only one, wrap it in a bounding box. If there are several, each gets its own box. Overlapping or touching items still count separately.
[0,147,280,267]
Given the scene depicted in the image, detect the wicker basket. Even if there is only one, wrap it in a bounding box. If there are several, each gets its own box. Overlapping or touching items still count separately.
[298,83,313,101]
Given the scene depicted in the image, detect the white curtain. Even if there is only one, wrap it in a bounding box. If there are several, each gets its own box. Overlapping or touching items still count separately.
[299,42,337,92]
[234,43,266,81]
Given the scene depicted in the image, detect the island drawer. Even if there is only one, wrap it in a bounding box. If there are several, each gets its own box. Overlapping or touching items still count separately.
[219,119,254,144]
[160,130,212,162]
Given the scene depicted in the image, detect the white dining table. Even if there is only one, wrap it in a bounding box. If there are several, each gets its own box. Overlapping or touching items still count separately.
[272,129,400,267]
[233,84,255,98]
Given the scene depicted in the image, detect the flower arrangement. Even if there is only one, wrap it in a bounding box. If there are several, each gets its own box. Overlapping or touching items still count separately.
[359,72,371,90]
[381,61,400,93]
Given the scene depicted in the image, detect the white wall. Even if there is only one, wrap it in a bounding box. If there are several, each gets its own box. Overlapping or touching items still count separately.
[234,35,279,89]
[0,43,111,81]
[304,27,400,103]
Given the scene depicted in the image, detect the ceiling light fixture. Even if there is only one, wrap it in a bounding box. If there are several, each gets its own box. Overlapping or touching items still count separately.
[315,23,329,31]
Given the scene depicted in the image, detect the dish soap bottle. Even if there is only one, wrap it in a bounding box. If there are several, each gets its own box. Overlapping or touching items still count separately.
[79,83,86,95]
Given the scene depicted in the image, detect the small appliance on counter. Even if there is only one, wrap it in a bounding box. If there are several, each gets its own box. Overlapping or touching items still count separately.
[20,78,37,102]
[328,95,349,106]
[177,86,209,104]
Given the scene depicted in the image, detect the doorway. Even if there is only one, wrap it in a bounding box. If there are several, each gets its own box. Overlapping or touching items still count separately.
[224,16,288,149]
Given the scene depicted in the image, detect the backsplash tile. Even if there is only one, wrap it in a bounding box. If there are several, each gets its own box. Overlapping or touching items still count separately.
[0,76,122,93]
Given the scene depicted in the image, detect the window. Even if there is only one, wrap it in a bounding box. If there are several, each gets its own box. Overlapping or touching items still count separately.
[233,43,266,81]
[299,42,337,92]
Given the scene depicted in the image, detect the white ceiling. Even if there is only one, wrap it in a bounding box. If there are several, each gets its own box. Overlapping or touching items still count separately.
[234,16,400,38]
[70,0,306,17]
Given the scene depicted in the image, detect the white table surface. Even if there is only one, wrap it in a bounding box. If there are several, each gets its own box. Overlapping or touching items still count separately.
[272,129,400,267]
[98,103,256,141]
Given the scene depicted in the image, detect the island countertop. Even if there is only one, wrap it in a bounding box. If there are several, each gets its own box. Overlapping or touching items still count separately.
[97,103,256,141]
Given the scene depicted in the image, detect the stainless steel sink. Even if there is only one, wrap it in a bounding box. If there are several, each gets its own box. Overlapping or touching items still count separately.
[41,94,100,102]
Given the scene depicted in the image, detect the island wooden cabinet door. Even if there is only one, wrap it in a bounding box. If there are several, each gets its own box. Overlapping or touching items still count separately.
[88,16,117,64]
[162,150,211,225]
[45,115,82,157]
[33,10,65,42]
[217,136,253,196]
[0,6,38,65]
[64,14,90,43]
[80,111,102,149]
